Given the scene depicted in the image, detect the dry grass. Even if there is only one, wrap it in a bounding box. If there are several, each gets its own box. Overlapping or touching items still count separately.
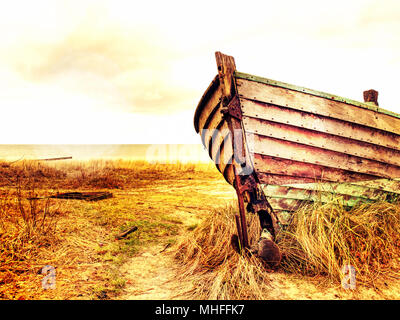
[173,198,400,299]
[278,200,400,286]
[0,159,220,300]
[4,158,400,299]
[173,205,275,299]
[0,186,65,299]
[0,159,216,190]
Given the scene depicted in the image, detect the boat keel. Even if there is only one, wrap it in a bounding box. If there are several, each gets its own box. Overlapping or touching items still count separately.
[233,171,282,266]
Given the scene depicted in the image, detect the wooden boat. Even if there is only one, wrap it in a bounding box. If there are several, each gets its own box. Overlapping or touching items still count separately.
[193,52,400,263]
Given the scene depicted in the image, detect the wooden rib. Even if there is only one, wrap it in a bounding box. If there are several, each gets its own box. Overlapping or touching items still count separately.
[237,78,400,135]
[253,154,380,183]
[249,134,400,179]
[242,116,400,166]
[241,99,400,152]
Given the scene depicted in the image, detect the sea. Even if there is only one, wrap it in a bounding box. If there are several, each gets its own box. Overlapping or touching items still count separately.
[0,144,210,163]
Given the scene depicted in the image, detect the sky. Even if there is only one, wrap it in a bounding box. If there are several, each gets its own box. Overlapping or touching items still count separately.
[1,0,400,145]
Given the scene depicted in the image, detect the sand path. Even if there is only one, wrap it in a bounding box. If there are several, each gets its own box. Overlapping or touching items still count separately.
[117,178,400,300]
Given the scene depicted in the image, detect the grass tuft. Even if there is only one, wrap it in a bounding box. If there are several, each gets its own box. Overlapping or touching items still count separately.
[278,200,400,286]
[172,198,400,299]
[173,205,274,299]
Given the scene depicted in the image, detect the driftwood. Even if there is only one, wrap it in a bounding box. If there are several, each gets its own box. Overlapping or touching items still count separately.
[35,156,73,161]
[115,226,138,240]
[27,192,113,202]
[50,192,113,201]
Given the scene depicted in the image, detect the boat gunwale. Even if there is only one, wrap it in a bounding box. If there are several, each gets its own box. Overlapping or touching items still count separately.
[235,71,400,121]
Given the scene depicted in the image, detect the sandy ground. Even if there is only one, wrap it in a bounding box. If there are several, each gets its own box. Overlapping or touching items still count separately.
[118,244,191,299]
[117,178,237,300]
[6,163,400,300]
[118,245,400,300]
[116,177,400,300]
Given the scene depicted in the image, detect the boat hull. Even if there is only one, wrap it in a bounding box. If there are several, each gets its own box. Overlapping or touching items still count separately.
[194,53,400,225]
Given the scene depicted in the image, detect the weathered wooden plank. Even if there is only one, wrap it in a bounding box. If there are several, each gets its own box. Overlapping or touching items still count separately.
[36,156,73,161]
[200,103,223,146]
[242,116,400,166]
[249,134,400,179]
[266,196,362,213]
[236,71,400,121]
[262,179,399,217]
[258,173,320,185]
[237,78,400,136]
[210,122,231,164]
[194,76,220,133]
[241,99,400,152]
[197,87,221,134]
[267,198,311,212]
[282,181,395,200]
[213,131,233,174]
[261,184,371,207]
[351,178,400,194]
[252,152,382,184]
[200,111,225,154]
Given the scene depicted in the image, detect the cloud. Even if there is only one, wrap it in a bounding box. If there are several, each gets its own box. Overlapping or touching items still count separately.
[1,3,199,114]
[359,0,400,25]
[1,0,400,144]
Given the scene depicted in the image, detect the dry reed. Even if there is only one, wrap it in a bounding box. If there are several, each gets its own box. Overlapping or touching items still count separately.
[278,200,400,286]
[173,198,400,299]
[173,205,274,299]
[0,159,217,190]
[0,159,219,299]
